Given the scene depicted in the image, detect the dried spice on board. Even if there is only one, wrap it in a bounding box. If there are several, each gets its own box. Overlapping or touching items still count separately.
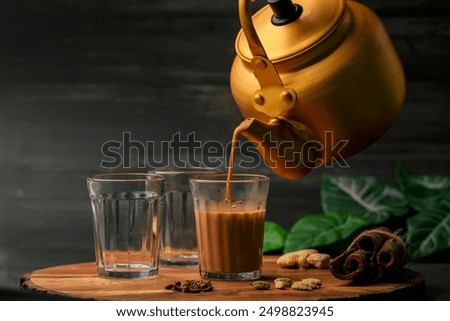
[165,280,214,293]
[330,227,408,283]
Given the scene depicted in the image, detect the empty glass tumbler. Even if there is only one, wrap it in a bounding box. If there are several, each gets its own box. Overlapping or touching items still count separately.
[87,173,165,279]
[153,167,220,267]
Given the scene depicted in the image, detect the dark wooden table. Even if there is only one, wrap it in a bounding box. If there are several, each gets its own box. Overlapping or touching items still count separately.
[0,1,449,300]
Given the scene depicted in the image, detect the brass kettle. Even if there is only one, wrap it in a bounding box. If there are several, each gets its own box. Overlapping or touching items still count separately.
[230,0,405,179]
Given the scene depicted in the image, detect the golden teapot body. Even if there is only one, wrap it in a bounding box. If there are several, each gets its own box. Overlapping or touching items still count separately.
[230,0,405,178]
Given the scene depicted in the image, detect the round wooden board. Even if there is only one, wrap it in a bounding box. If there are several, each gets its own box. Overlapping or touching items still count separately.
[20,256,425,301]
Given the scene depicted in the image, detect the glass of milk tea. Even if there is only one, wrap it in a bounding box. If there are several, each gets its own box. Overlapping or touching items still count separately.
[190,174,270,280]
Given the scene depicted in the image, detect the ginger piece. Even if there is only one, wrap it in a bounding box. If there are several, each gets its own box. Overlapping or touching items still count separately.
[306,253,331,269]
[297,252,313,269]
[276,249,318,268]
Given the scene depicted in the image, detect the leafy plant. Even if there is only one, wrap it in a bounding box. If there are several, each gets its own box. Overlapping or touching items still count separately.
[263,221,288,253]
[321,174,409,224]
[263,165,450,261]
[407,199,450,260]
[283,212,370,253]
[396,164,450,212]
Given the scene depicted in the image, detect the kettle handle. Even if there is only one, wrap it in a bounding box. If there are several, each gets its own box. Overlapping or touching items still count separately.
[239,0,284,87]
[238,0,267,58]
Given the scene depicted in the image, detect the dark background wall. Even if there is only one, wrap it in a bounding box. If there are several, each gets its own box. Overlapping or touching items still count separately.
[0,0,449,293]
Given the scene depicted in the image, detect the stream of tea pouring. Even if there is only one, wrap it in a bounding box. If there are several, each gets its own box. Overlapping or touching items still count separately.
[225,116,319,200]
[225,118,255,201]
[225,114,326,202]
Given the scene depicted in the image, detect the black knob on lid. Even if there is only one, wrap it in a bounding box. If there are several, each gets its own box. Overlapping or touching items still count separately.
[268,0,303,26]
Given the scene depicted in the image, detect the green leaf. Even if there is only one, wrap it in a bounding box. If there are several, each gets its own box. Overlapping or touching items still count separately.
[321,174,409,224]
[283,212,370,253]
[396,164,450,212]
[407,199,450,260]
[263,221,288,253]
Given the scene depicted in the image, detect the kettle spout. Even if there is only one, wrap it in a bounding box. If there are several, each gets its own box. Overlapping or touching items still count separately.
[236,117,319,180]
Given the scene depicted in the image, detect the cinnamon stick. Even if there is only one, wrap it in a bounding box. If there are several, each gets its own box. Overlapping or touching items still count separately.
[330,227,408,283]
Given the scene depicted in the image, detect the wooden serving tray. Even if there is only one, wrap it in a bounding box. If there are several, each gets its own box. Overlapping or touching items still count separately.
[20,256,424,300]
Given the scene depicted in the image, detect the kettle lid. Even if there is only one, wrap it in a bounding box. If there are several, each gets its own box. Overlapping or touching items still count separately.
[236,0,346,63]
